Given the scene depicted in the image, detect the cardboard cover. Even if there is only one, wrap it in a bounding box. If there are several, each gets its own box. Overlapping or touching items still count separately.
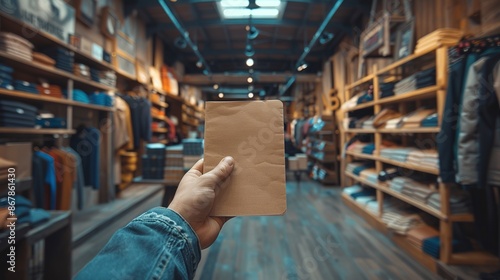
[204,100,286,216]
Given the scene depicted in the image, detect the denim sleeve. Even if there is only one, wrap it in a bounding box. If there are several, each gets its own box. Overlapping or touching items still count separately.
[75,207,201,280]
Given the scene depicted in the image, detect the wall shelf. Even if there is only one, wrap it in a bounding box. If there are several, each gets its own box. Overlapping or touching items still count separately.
[0,128,76,135]
[346,151,439,175]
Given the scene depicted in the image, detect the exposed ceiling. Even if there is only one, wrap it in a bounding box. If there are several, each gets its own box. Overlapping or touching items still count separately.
[126,0,371,98]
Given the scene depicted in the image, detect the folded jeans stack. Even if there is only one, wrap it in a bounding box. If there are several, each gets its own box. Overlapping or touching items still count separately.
[90,92,114,107]
[352,162,375,176]
[0,32,33,61]
[422,236,472,258]
[427,191,472,214]
[394,74,417,95]
[41,47,74,73]
[0,64,13,90]
[379,82,397,98]
[400,109,436,128]
[14,80,39,94]
[90,69,117,87]
[0,100,37,127]
[361,143,375,154]
[415,68,436,88]
[421,113,438,127]
[65,89,90,104]
[142,143,166,180]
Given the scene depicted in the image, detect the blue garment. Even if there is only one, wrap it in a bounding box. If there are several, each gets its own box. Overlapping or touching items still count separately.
[361,143,375,154]
[34,151,57,210]
[122,95,152,149]
[70,127,101,190]
[75,207,200,279]
[62,147,85,210]
[422,236,472,259]
[350,189,376,199]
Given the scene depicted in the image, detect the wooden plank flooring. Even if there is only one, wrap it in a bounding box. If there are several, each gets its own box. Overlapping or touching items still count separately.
[195,178,439,280]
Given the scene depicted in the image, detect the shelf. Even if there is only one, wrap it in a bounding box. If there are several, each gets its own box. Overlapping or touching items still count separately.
[0,89,114,112]
[345,127,440,134]
[346,151,439,175]
[344,101,376,112]
[152,115,168,122]
[346,74,375,90]
[345,171,446,220]
[152,100,169,108]
[0,51,116,92]
[448,251,500,266]
[0,128,76,134]
[152,128,168,133]
[377,86,441,106]
[377,44,442,75]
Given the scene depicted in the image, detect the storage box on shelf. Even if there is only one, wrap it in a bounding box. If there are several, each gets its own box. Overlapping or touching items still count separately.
[340,44,499,269]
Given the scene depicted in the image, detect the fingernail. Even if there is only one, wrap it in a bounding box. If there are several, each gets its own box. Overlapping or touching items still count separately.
[223,156,234,166]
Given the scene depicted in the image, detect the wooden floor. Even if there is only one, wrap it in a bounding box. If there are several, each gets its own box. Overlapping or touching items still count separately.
[195,178,439,280]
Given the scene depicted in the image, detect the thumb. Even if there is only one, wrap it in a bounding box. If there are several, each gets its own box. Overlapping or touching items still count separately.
[202,156,235,189]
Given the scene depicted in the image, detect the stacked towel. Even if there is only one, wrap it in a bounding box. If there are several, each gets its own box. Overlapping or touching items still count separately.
[380,147,418,161]
[427,192,471,214]
[0,63,13,90]
[14,80,39,94]
[382,211,422,235]
[0,100,36,127]
[0,32,33,61]
[415,28,463,54]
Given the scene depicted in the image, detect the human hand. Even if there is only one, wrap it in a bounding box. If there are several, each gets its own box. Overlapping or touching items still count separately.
[168,156,234,249]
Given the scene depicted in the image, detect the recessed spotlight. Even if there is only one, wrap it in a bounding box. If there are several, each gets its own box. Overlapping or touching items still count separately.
[218,92,224,98]
[196,60,203,68]
[247,77,253,83]
[297,62,308,72]
[213,84,219,90]
[246,58,254,67]
[248,92,254,98]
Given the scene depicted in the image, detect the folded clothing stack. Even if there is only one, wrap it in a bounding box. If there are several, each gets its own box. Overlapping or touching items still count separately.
[373,109,402,128]
[0,63,13,90]
[35,116,67,128]
[362,116,375,129]
[64,89,90,104]
[119,151,138,189]
[415,28,463,54]
[406,225,439,250]
[41,47,74,73]
[90,69,117,87]
[343,184,363,195]
[164,145,184,184]
[348,187,376,200]
[0,32,33,61]
[0,157,16,184]
[378,168,401,182]
[142,143,166,180]
[361,143,375,154]
[352,162,375,176]
[74,63,91,79]
[360,168,378,184]
[380,147,418,162]
[415,68,436,88]
[151,107,165,117]
[0,100,37,127]
[346,162,363,174]
[347,141,369,154]
[36,83,63,98]
[422,236,472,258]
[32,52,55,67]
[90,92,113,107]
[182,139,204,156]
[341,92,363,110]
[379,82,397,98]
[401,183,437,203]
[394,74,417,95]
[385,116,404,129]
[366,200,379,215]
[357,91,373,104]
[427,191,471,214]
[382,211,422,235]
[407,149,439,169]
[0,195,50,226]
[400,109,436,128]
[421,113,438,127]
[14,80,39,94]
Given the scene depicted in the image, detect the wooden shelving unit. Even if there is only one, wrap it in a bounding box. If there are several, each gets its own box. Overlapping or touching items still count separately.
[340,44,499,268]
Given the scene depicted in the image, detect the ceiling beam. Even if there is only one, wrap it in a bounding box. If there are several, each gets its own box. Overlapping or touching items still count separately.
[148,19,352,33]
[182,73,319,85]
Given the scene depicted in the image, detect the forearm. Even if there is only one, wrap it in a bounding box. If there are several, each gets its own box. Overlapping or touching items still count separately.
[75,207,201,280]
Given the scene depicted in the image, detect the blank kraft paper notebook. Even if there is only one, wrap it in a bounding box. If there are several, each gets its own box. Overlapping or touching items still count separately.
[204,100,287,216]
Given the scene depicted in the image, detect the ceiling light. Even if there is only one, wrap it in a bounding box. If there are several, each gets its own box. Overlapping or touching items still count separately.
[218,92,224,98]
[248,92,254,98]
[245,43,255,57]
[319,32,334,45]
[196,60,203,68]
[221,0,281,8]
[174,37,187,49]
[223,8,280,19]
[247,77,253,83]
[247,26,259,40]
[297,61,308,72]
[247,0,260,9]
[213,84,219,90]
[246,58,254,67]
[256,0,280,7]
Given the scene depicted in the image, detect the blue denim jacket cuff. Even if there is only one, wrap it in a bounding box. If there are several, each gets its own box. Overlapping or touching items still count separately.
[152,207,202,263]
